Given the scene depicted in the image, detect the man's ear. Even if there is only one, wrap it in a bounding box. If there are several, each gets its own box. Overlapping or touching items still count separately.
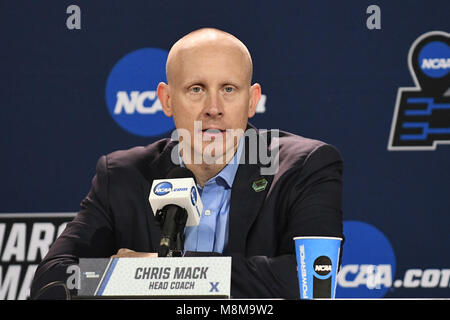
[248,83,261,118]
[157,82,172,117]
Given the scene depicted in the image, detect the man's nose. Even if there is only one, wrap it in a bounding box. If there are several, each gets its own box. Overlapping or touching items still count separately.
[204,92,223,118]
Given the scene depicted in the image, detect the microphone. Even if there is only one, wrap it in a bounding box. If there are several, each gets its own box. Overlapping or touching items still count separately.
[149,167,203,257]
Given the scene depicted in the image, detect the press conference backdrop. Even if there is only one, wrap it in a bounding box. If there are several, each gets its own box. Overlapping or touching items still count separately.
[1,1,449,299]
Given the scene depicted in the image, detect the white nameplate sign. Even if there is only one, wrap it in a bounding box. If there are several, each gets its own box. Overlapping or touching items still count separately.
[78,257,232,298]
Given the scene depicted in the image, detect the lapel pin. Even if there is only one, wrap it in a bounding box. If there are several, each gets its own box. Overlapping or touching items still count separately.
[252,177,268,192]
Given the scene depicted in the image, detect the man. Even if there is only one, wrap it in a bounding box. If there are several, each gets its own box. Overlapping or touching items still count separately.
[30,28,343,299]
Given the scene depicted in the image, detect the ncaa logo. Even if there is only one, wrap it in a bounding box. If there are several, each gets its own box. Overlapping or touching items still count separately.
[336,221,396,298]
[190,186,197,206]
[314,256,332,277]
[419,41,450,78]
[154,181,172,196]
[105,48,175,137]
[388,31,450,150]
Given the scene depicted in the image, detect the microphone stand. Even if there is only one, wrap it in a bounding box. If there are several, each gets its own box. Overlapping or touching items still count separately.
[155,205,188,257]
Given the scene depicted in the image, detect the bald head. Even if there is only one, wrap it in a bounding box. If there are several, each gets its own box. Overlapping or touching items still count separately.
[166,28,253,85]
[157,28,262,175]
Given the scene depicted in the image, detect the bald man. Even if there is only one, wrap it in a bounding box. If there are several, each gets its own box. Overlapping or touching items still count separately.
[31,28,343,299]
[158,28,261,187]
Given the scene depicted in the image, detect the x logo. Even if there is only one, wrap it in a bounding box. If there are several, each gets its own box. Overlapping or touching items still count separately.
[209,282,219,292]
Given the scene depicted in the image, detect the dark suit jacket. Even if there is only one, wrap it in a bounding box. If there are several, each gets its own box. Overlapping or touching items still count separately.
[30,125,344,299]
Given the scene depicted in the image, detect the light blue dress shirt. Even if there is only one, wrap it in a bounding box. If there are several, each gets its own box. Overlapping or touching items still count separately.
[179,138,243,254]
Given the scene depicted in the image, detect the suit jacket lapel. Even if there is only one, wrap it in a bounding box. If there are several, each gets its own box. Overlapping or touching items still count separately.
[227,163,273,254]
[152,139,179,179]
[227,124,275,254]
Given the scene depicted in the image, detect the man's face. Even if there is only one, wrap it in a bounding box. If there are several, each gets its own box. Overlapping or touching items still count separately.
[159,42,260,165]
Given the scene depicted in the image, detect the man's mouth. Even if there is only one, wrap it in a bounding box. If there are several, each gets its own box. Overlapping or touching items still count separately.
[201,128,226,139]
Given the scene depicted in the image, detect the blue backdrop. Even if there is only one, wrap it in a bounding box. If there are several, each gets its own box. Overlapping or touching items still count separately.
[1,1,449,299]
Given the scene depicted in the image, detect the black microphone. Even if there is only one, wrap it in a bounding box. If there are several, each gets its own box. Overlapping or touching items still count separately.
[149,167,202,257]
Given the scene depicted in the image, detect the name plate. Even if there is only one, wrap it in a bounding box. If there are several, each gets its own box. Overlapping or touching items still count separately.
[77,257,232,298]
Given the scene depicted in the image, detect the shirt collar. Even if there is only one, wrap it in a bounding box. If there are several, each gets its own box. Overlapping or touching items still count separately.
[178,136,244,189]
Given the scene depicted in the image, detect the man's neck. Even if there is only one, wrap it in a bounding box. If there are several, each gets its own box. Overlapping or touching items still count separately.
[181,145,239,187]
[184,162,227,188]
[179,138,244,187]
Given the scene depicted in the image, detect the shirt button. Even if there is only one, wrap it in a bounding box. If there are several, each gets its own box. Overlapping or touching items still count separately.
[204,209,211,216]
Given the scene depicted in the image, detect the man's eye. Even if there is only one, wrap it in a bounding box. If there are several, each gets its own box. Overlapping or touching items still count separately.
[224,86,234,93]
[191,86,202,93]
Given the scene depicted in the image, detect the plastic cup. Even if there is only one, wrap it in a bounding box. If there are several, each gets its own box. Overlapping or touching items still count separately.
[294,236,342,299]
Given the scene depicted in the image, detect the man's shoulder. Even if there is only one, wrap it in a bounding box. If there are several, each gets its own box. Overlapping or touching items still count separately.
[274,129,342,166]
[278,130,325,155]
[102,138,176,176]
[259,129,343,190]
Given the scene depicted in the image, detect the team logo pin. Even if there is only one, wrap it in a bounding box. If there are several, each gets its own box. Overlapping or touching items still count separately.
[252,178,268,192]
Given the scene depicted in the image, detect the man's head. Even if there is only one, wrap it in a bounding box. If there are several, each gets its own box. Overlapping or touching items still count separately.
[157,28,261,165]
